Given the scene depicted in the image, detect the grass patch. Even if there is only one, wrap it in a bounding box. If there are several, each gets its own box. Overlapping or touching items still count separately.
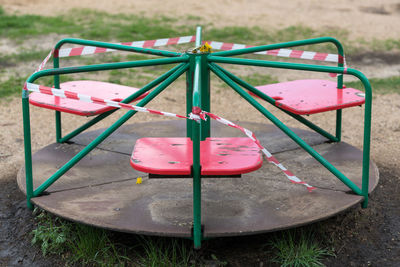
[346,76,400,94]
[31,211,70,256]
[0,50,51,65]
[268,228,335,267]
[0,75,26,98]
[136,237,194,267]
[0,7,194,42]
[0,8,80,40]
[31,211,337,266]
[237,73,279,86]
[31,209,129,266]
[31,209,195,266]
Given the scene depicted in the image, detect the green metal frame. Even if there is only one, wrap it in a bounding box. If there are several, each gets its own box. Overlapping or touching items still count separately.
[22,27,372,249]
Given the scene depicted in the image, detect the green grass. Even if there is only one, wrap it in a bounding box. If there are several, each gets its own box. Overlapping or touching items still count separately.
[31,211,70,256]
[237,73,279,86]
[0,7,195,41]
[0,75,26,98]
[31,209,336,266]
[268,228,335,267]
[31,209,197,266]
[136,237,194,267]
[0,8,80,40]
[346,76,400,94]
[31,209,129,266]
[0,50,50,65]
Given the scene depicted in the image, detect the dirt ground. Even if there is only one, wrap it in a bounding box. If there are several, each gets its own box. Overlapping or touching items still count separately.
[0,0,399,266]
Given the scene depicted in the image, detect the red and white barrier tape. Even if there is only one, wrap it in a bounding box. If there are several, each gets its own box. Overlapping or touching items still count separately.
[24,82,187,119]
[205,41,345,64]
[24,82,315,192]
[35,36,196,72]
[196,110,315,192]
[35,49,54,73]
[57,36,196,58]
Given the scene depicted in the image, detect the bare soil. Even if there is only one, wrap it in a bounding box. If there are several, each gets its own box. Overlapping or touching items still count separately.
[0,1,399,266]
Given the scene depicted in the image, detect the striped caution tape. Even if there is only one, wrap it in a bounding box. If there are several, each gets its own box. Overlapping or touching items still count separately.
[24,82,187,119]
[205,40,345,63]
[35,36,196,72]
[194,110,316,192]
[35,49,54,73]
[35,36,346,78]
[23,82,316,192]
[57,36,196,58]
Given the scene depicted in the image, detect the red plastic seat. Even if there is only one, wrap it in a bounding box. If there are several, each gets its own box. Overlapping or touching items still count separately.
[253,79,365,115]
[29,80,148,116]
[130,137,263,176]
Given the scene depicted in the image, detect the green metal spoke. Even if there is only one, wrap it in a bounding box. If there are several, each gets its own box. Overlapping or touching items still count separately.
[209,55,347,75]
[27,56,188,83]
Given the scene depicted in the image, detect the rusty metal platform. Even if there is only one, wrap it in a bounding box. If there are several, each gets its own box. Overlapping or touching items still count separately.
[17,120,379,238]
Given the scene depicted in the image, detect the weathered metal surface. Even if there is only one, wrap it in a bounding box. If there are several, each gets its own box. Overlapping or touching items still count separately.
[17,121,379,238]
[254,79,365,115]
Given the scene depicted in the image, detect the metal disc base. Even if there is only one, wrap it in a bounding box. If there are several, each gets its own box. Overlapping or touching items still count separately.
[17,120,379,238]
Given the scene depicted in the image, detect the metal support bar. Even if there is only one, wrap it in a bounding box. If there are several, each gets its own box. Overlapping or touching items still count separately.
[209,55,346,74]
[192,118,202,249]
[191,32,203,247]
[28,57,188,83]
[53,55,62,143]
[191,26,203,248]
[199,53,211,140]
[22,96,34,210]
[186,55,194,138]
[28,63,188,197]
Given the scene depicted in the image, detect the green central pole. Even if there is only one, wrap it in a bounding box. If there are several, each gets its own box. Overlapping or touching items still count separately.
[191,26,203,249]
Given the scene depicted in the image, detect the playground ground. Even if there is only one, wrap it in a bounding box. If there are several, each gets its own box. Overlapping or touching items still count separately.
[0,0,399,266]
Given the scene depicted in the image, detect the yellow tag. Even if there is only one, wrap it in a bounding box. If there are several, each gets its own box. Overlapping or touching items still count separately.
[199,42,212,53]
[191,42,212,54]
[136,177,142,184]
